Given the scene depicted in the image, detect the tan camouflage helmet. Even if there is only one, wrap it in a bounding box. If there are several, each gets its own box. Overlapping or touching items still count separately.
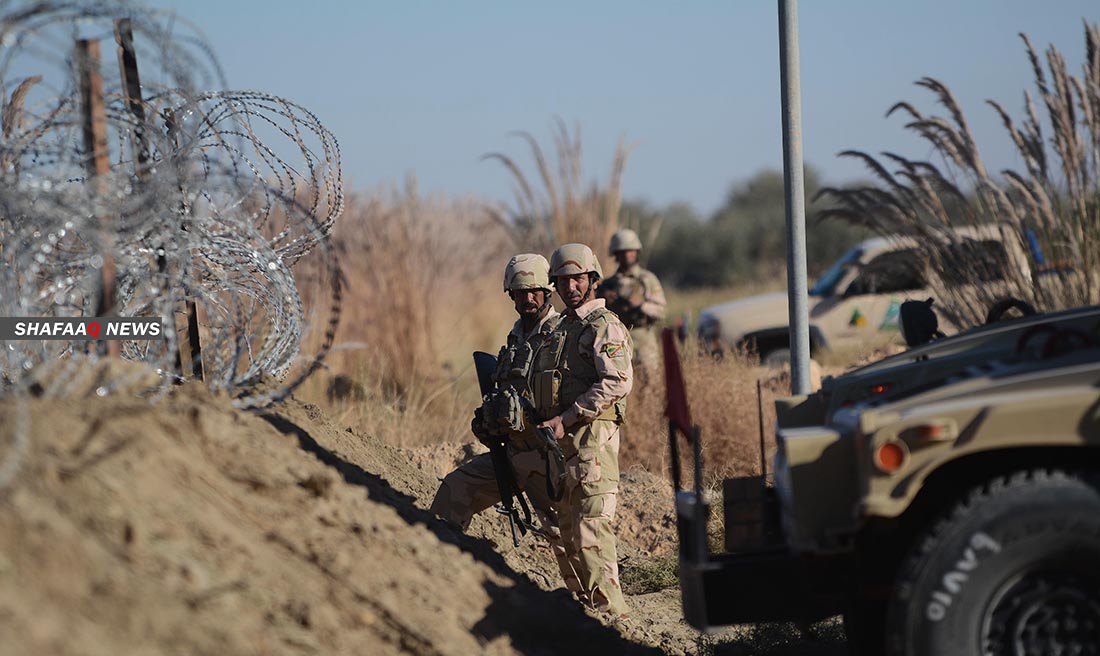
[549,243,603,281]
[503,253,552,292]
[609,228,643,254]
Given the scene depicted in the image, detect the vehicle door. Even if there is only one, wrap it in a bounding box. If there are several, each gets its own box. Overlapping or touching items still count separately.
[817,248,929,344]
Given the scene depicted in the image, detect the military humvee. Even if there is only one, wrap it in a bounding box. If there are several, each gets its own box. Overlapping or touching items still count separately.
[672,304,1100,655]
[814,302,1100,421]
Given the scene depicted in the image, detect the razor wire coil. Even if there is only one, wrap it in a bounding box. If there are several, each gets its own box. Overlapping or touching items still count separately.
[0,0,345,488]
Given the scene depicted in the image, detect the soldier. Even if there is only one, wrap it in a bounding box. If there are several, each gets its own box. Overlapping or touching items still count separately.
[533,243,633,617]
[429,253,584,597]
[599,228,666,385]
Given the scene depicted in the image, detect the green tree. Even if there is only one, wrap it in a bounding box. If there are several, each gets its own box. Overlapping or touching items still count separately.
[644,166,870,289]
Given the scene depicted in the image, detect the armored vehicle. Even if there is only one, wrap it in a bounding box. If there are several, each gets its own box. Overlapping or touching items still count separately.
[671,305,1100,655]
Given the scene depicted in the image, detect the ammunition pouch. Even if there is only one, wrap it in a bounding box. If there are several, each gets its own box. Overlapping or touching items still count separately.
[480,386,526,436]
[494,339,535,384]
[532,369,561,420]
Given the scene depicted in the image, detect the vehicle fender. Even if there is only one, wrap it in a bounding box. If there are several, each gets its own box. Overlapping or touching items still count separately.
[861,385,1100,518]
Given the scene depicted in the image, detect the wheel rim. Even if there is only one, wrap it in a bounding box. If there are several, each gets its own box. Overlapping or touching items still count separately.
[982,567,1100,656]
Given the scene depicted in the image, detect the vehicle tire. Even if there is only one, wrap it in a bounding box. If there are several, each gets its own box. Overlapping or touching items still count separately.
[984,297,1037,324]
[885,469,1100,656]
[761,347,791,368]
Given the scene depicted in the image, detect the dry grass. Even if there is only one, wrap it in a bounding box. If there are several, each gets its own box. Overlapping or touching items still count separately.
[819,22,1100,327]
[483,117,633,252]
[620,341,783,487]
[298,214,803,478]
[296,179,516,446]
[296,122,652,448]
[620,554,679,596]
[288,125,848,481]
[664,281,785,330]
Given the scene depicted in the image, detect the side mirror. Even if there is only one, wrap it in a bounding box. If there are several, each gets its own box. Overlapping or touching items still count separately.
[900,298,941,347]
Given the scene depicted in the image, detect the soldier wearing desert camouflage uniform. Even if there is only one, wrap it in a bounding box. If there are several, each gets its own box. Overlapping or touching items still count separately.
[534,243,633,617]
[429,253,584,598]
[598,229,666,385]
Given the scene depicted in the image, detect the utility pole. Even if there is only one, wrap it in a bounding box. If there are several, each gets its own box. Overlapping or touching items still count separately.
[778,0,811,395]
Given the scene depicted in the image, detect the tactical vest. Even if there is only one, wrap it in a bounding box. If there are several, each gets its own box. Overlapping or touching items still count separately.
[605,270,655,329]
[487,319,555,449]
[493,330,537,391]
[530,307,626,424]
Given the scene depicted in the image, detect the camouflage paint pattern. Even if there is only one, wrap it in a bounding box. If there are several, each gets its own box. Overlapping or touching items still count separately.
[532,294,634,616]
[600,264,666,375]
[556,418,627,615]
[429,446,584,596]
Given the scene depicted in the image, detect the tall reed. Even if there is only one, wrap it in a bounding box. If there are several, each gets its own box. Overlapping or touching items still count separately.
[483,117,634,254]
[819,22,1100,328]
[297,179,515,445]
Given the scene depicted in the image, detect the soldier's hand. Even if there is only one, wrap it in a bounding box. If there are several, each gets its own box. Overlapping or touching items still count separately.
[538,415,566,442]
[471,407,490,442]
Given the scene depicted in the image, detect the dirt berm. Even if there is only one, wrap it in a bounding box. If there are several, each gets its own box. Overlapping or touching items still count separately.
[0,380,844,655]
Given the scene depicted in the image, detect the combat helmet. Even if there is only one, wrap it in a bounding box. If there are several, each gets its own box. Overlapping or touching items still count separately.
[609,228,642,254]
[549,243,603,281]
[503,253,551,292]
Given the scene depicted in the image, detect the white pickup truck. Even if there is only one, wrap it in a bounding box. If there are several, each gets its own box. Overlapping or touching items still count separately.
[696,225,1034,363]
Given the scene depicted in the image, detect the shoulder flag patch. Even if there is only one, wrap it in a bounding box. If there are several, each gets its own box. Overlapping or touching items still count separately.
[603,342,625,358]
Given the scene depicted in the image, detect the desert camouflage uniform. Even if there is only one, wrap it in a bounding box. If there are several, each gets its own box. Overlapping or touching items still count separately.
[429,310,584,596]
[531,297,633,615]
[600,264,666,375]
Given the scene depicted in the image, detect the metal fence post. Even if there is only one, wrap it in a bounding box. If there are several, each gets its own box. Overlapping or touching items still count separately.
[778,0,811,395]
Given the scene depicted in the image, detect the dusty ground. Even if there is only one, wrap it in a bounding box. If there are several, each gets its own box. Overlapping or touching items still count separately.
[0,376,848,655]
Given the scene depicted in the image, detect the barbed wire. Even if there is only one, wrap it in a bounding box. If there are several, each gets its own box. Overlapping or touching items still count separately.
[0,0,345,487]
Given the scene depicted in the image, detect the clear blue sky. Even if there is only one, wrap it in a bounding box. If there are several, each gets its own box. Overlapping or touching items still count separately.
[147,0,1095,215]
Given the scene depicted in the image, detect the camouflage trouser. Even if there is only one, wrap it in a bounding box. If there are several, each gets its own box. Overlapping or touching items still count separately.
[429,446,584,596]
[629,325,659,388]
[557,418,628,616]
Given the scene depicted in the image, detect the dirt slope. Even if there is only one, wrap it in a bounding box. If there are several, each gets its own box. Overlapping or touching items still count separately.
[0,380,846,655]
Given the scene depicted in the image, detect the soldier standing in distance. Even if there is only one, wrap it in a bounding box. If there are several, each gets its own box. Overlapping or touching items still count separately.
[599,228,666,388]
[429,253,584,598]
[533,243,633,617]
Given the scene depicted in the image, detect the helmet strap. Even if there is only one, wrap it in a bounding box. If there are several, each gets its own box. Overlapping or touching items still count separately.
[537,289,553,316]
[579,272,599,306]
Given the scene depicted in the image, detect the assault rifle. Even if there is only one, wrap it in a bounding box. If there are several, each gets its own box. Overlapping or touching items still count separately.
[472,350,567,547]
[604,287,648,329]
[474,351,536,547]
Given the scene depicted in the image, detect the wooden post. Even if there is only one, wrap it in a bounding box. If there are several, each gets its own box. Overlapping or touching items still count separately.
[114,19,150,179]
[164,108,204,381]
[77,38,121,358]
[114,18,188,379]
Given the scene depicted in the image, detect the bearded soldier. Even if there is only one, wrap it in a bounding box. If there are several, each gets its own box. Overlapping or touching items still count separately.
[534,243,633,617]
[598,228,666,384]
[430,253,583,597]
